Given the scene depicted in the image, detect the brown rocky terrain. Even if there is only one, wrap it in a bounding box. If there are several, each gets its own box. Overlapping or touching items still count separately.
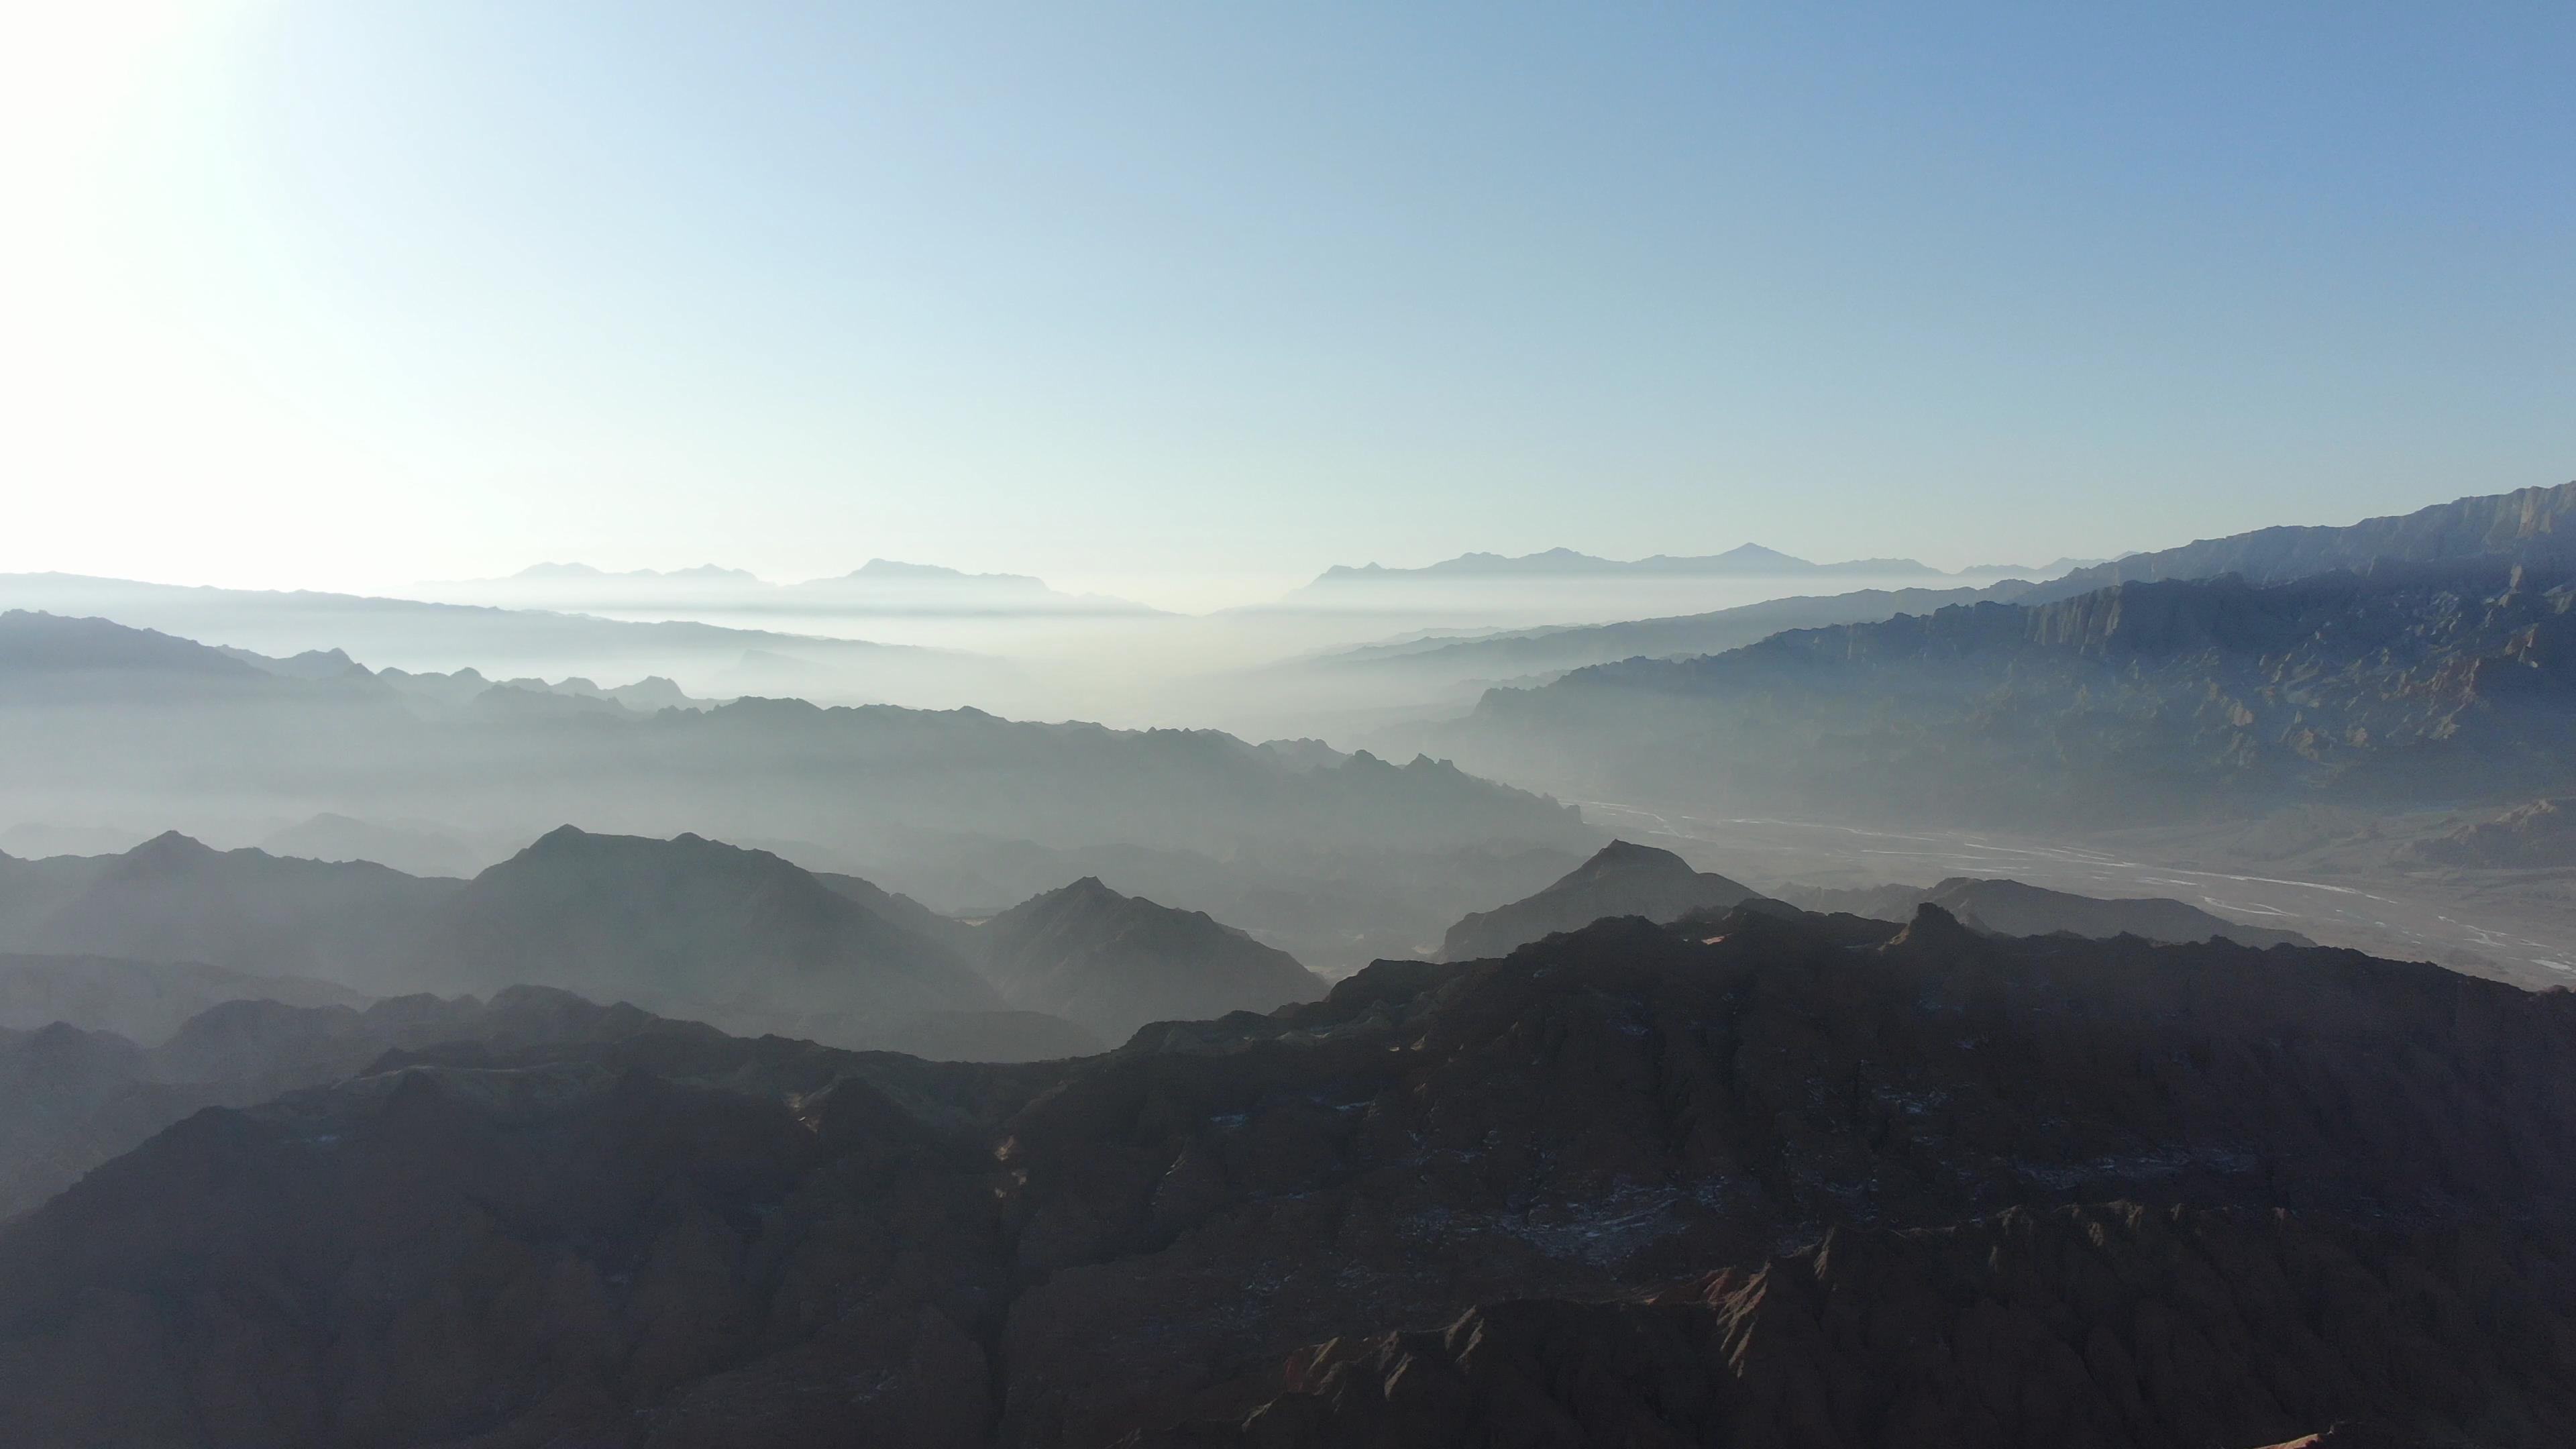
[0,904,2571,1446]
[1141,1204,2574,1448]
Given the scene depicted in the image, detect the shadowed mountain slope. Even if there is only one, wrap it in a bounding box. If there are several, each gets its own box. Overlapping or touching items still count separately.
[1440,839,1755,961]
[0,953,361,1043]
[0,833,461,985]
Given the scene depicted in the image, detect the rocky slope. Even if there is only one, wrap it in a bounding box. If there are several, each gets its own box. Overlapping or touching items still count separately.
[1440,839,1754,960]
[1144,1205,2575,1448]
[1431,557,2576,826]
[1782,877,2315,948]
[5,900,2569,1444]
[971,877,1324,1044]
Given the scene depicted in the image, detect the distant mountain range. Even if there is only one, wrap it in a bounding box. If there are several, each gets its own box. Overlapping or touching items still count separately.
[1298,544,2098,589]
[0,823,1330,1055]
[1283,579,2041,698]
[0,574,1009,706]
[449,557,1168,616]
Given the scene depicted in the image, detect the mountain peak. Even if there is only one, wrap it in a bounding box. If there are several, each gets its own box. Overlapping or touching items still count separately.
[1441,839,1754,961]
[124,830,220,868]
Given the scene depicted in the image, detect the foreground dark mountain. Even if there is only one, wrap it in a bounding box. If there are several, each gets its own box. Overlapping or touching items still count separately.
[0,610,1595,971]
[2029,479,2576,600]
[972,877,1324,1043]
[1782,876,2315,948]
[3,902,2570,1446]
[0,987,711,1221]
[1423,557,2576,827]
[1440,839,1754,960]
[1148,1205,2573,1449]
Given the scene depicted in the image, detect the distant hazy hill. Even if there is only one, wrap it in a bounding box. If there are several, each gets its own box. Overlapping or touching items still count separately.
[0,610,1586,859]
[0,577,1004,706]
[449,556,1166,616]
[0,953,362,1044]
[0,825,1120,1056]
[419,826,1004,1034]
[1780,876,2315,949]
[259,813,485,878]
[1300,543,1965,587]
[1442,840,1754,961]
[0,833,459,986]
[971,876,1324,1043]
[2029,479,2576,599]
[1421,555,2576,826]
[1297,580,2039,688]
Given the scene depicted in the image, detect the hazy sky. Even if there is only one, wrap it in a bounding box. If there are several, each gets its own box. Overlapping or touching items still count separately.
[3,2,2569,609]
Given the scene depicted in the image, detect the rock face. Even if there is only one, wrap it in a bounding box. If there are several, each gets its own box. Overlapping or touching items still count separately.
[1144,1205,2575,1449]
[3,904,2573,1446]
[422,826,1005,1037]
[1437,557,2576,826]
[1783,877,2315,949]
[972,877,1324,1045]
[1440,840,1754,960]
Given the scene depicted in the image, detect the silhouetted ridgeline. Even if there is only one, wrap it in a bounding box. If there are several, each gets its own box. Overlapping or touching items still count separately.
[2026,478,2576,599]
[0,610,1596,970]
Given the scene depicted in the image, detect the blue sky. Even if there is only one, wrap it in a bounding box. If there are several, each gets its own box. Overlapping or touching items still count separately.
[3,1,2569,606]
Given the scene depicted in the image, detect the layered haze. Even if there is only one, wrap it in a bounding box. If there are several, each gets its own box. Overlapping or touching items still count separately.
[7,5,2576,1445]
